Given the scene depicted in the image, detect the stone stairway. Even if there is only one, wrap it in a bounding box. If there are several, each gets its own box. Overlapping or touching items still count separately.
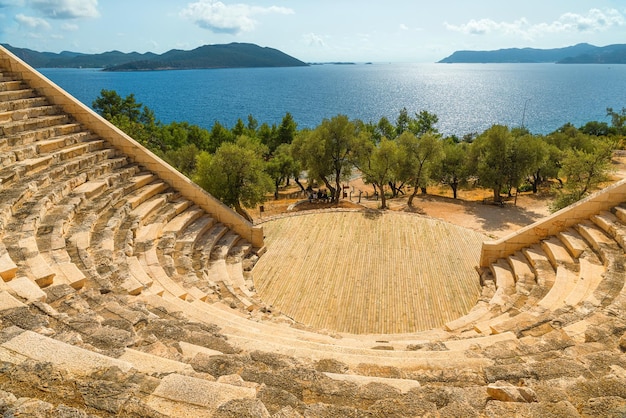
[1,46,626,416]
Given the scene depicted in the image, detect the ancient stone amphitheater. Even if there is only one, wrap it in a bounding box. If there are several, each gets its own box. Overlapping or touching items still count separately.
[1,45,625,417]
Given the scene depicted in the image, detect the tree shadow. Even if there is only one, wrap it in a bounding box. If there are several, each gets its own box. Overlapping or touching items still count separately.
[361,208,383,220]
[462,198,548,237]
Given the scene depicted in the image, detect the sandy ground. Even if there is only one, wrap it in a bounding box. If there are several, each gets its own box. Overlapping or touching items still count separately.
[252,154,626,240]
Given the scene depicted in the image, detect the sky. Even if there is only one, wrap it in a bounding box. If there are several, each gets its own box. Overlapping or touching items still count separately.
[0,0,625,63]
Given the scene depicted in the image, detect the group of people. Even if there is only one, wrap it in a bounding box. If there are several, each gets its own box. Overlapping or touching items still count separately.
[307,189,330,203]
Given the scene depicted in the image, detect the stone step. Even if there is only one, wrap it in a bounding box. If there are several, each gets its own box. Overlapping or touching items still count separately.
[127,256,155,289]
[323,372,421,393]
[536,266,578,310]
[24,253,54,286]
[148,291,507,358]
[146,373,256,418]
[0,88,36,103]
[6,122,83,148]
[0,114,70,136]
[225,260,254,298]
[614,205,626,224]
[557,228,588,259]
[576,221,620,265]
[507,252,535,291]
[541,236,576,270]
[0,104,60,125]
[0,329,133,375]
[126,181,169,210]
[489,260,516,306]
[489,310,548,335]
[522,245,556,290]
[50,261,86,289]
[140,248,188,300]
[562,258,605,307]
[0,290,26,311]
[444,305,491,331]
[130,194,168,226]
[6,276,46,302]
[117,348,194,375]
[211,231,241,260]
[162,206,204,236]
[592,210,626,250]
[0,96,48,114]
[0,80,24,92]
[174,215,214,251]
[0,244,18,281]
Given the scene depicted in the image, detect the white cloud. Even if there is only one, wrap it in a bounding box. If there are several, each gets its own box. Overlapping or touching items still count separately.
[399,23,409,31]
[15,12,50,28]
[29,0,99,19]
[445,8,624,40]
[180,0,293,34]
[60,22,77,30]
[303,32,326,47]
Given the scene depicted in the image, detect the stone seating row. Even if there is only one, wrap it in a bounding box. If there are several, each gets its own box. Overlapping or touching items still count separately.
[446,212,625,341]
[479,209,626,341]
[0,72,253,312]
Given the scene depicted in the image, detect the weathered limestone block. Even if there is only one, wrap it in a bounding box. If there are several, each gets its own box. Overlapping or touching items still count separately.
[0,330,133,375]
[0,290,26,311]
[146,373,256,418]
[178,340,223,362]
[213,398,271,418]
[580,396,626,418]
[119,348,194,375]
[6,276,46,302]
[0,250,18,281]
[487,380,537,403]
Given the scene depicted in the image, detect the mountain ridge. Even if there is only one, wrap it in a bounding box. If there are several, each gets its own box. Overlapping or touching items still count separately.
[1,42,308,70]
[438,43,626,64]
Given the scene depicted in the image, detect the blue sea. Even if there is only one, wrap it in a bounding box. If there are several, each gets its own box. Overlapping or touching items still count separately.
[40,63,626,137]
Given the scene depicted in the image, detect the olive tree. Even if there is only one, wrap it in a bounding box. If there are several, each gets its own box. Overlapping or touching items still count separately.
[193,136,273,222]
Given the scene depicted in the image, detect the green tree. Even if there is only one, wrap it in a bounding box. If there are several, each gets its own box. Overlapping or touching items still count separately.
[246,114,259,133]
[292,115,357,202]
[352,135,399,209]
[266,143,297,199]
[164,144,199,177]
[438,139,469,199]
[193,136,272,221]
[375,116,396,142]
[208,121,234,153]
[397,131,443,207]
[551,136,616,211]
[505,133,539,196]
[275,112,297,148]
[470,125,513,202]
[607,107,626,135]
[231,118,246,137]
[92,89,142,122]
[395,107,410,136]
[409,110,439,136]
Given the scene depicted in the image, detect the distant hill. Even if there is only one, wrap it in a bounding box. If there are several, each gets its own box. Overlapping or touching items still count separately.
[1,43,308,70]
[438,43,626,64]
